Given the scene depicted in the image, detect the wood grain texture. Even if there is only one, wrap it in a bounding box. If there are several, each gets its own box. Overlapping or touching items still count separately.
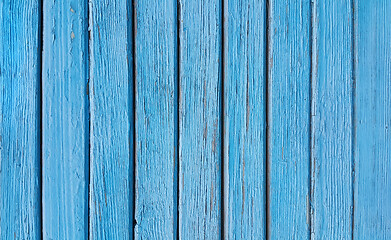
[353,0,391,238]
[178,0,222,239]
[42,0,88,239]
[2,1,391,238]
[134,0,177,239]
[0,1,41,239]
[88,0,133,238]
[311,1,353,239]
[223,0,266,238]
[269,1,311,239]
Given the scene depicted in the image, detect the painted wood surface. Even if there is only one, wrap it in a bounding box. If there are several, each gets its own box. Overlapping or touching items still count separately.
[88,0,133,238]
[178,0,222,239]
[223,0,266,239]
[311,0,353,239]
[269,0,311,239]
[1,1,391,239]
[134,0,177,239]
[354,1,391,238]
[0,1,41,239]
[41,0,88,239]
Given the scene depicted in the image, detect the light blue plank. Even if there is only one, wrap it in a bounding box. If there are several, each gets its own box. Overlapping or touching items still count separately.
[269,1,311,239]
[223,0,266,238]
[178,0,222,238]
[354,1,391,238]
[88,0,133,238]
[311,0,353,239]
[0,1,41,239]
[134,0,177,239]
[42,0,88,239]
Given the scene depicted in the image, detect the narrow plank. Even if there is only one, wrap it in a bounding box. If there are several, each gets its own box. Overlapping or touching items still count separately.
[354,0,391,238]
[178,0,222,238]
[269,0,311,239]
[88,0,133,238]
[0,1,41,239]
[134,0,177,239]
[311,0,353,239]
[223,0,266,238]
[41,1,89,239]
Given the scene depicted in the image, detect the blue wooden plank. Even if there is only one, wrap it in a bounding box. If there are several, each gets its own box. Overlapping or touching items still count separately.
[311,0,353,239]
[223,0,266,238]
[88,0,133,238]
[269,1,311,239]
[178,0,222,238]
[41,0,88,239]
[134,0,177,239]
[353,1,391,238]
[0,1,41,239]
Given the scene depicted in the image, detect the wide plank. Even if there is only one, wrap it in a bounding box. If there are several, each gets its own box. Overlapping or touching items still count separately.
[223,0,267,238]
[354,0,391,238]
[88,0,133,238]
[42,0,89,239]
[311,1,353,239]
[269,0,311,239]
[178,0,222,238]
[134,0,178,239]
[0,1,41,239]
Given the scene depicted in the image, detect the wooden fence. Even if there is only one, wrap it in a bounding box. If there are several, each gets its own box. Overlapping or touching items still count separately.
[0,0,390,239]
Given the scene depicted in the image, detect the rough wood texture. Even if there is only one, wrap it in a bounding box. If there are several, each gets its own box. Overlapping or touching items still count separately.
[311,1,353,239]
[354,1,391,238]
[0,1,41,239]
[88,0,133,238]
[178,0,222,238]
[223,0,267,238]
[42,0,89,239]
[134,0,177,239]
[1,1,391,239]
[269,1,311,239]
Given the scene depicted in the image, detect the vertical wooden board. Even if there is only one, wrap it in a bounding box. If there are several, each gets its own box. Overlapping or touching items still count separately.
[311,1,353,239]
[269,1,311,239]
[0,1,41,239]
[41,1,89,239]
[88,0,133,238]
[354,1,391,238]
[134,0,177,239]
[178,0,222,239]
[223,0,266,238]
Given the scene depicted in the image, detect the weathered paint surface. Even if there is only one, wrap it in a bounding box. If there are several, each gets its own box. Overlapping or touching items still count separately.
[223,0,266,238]
[0,1,390,239]
[134,0,177,239]
[269,1,311,239]
[0,1,41,239]
[311,0,353,239]
[178,0,222,239]
[354,1,391,239]
[88,0,133,238]
[42,0,89,239]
